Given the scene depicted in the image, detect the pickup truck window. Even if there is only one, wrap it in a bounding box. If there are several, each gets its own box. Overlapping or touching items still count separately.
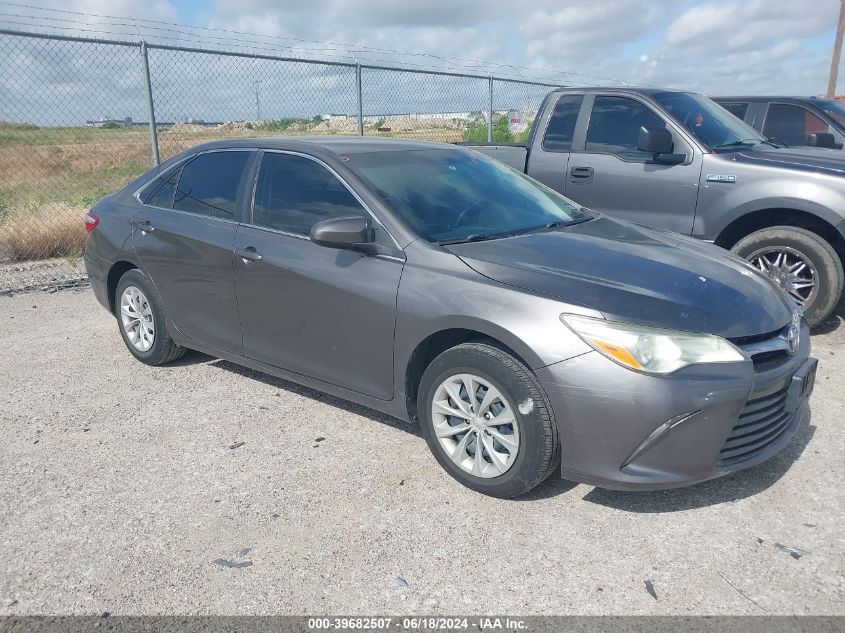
[655,91,765,150]
[720,102,750,120]
[818,99,845,127]
[584,96,665,160]
[347,148,589,244]
[543,95,583,151]
[252,152,369,236]
[763,103,831,147]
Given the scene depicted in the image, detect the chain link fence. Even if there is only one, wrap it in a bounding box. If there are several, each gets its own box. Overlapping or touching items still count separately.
[0,29,559,293]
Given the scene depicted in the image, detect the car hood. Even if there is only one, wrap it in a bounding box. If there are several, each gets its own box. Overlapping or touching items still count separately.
[728,146,845,178]
[445,216,793,338]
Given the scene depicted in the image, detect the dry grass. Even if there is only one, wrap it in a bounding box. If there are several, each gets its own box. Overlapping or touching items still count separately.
[0,202,87,262]
[0,116,474,263]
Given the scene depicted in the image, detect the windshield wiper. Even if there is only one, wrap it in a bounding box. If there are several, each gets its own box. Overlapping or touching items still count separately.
[438,232,512,245]
[516,217,592,236]
[715,138,762,148]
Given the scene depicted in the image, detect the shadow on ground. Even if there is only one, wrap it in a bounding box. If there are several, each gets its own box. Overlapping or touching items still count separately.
[171,350,818,510]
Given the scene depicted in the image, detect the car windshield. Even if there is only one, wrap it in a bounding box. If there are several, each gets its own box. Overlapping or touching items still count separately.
[345,148,591,243]
[817,99,845,127]
[654,91,769,150]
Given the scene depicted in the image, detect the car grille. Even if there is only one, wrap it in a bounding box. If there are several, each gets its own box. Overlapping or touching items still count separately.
[717,386,792,466]
[729,325,792,371]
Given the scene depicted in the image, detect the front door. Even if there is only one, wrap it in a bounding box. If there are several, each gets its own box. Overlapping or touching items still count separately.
[132,149,253,354]
[233,151,403,400]
[564,94,701,235]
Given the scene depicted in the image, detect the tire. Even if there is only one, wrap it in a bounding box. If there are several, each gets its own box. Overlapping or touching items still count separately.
[114,268,186,366]
[417,342,560,498]
[731,226,844,327]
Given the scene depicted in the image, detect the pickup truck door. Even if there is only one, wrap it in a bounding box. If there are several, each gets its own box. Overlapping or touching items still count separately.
[562,93,701,235]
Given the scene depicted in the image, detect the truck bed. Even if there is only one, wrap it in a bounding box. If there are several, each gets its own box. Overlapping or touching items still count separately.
[461,143,528,172]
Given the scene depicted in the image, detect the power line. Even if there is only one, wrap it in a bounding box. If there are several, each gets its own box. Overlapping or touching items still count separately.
[0,0,637,86]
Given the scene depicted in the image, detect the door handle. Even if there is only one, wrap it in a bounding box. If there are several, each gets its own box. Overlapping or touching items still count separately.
[132,219,155,233]
[569,166,594,183]
[236,246,263,263]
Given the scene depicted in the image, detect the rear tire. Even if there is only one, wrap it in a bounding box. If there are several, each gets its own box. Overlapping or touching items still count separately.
[417,342,560,498]
[114,269,185,366]
[731,226,843,326]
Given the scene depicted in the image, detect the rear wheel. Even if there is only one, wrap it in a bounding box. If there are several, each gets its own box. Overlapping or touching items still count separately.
[114,269,185,365]
[417,342,559,498]
[731,226,843,326]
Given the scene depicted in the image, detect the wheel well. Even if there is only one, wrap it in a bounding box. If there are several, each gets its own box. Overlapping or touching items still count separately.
[106,261,137,314]
[404,328,527,422]
[715,209,845,260]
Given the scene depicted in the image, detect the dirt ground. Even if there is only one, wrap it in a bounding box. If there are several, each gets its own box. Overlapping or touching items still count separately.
[0,289,843,615]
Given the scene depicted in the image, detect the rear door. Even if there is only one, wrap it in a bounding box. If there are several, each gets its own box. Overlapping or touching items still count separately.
[562,93,701,235]
[525,93,584,194]
[233,151,404,400]
[132,149,253,354]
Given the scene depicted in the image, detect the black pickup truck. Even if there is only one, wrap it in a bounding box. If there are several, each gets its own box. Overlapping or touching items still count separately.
[466,87,845,325]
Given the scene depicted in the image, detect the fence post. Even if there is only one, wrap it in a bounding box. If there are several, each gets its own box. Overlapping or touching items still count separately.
[487,75,493,143]
[140,40,160,166]
[356,63,364,136]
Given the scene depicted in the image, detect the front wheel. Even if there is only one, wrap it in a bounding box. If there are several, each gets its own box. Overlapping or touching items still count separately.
[731,226,844,326]
[417,342,560,498]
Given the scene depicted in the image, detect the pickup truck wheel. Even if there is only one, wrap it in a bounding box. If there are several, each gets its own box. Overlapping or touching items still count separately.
[731,226,843,326]
[417,342,560,498]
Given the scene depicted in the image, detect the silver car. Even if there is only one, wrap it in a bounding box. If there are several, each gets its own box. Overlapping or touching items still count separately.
[83,138,817,497]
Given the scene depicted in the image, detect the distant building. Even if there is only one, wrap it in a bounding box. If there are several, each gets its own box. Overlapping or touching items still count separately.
[86,116,133,128]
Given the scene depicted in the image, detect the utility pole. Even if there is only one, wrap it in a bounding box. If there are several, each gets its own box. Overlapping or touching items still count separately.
[828,0,845,97]
[254,80,261,121]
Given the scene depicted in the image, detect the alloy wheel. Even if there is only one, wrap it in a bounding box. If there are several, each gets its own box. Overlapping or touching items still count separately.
[119,285,155,352]
[747,246,817,306]
[431,373,520,478]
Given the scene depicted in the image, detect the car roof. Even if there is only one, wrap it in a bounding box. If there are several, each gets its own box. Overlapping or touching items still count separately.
[553,86,687,96]
[183,135,455,156]
[713,96,831,102]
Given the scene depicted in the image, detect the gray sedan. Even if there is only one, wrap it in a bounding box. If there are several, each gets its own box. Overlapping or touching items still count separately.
[83,137,817,497]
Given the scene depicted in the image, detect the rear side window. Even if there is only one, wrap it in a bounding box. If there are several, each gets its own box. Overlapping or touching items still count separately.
[542,95,583,151]
[252,153,368,236]
[585,96,666,159]
[720,102,749,120]
[763,103,831,146]
[145,167,182,208]
[171,151,251,219]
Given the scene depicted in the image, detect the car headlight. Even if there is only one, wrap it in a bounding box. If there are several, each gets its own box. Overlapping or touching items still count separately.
[561,314,746,374]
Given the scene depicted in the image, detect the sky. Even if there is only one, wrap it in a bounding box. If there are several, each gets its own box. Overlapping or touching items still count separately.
[1,0,843,125]
[1,0,842,94]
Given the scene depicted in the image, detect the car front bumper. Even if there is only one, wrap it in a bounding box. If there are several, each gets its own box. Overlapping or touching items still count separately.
[535,321,816,490]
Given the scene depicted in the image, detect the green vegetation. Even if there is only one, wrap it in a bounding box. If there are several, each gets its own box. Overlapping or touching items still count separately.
[100,121,121,129]
[460,115,533,143]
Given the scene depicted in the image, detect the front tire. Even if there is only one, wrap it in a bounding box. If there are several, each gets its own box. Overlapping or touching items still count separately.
[731,226,844,326]
[417,342,560,498]
[114,269,185,366]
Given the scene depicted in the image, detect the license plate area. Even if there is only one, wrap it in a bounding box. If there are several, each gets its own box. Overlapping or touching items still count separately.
[785,358,818,413]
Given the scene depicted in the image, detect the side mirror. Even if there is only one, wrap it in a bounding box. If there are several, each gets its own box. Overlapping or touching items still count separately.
[807,132,842,150]
[310,216,377,254]
[637,125,686,164]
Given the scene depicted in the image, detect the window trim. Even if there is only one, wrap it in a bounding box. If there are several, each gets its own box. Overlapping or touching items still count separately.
[762,101,831,145]
[247,149,402,251]
[134,148,255,225]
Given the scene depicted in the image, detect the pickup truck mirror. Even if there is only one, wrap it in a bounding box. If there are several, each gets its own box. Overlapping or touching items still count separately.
[310,216,378,254]
[807,132,842,150]
[638,125,686,164]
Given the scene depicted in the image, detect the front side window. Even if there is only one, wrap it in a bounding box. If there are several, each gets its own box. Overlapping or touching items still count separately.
[252,153,370,236]
[763,104,831,147]
[585,96,666,159]
[346,148,590,244]
[172,151,251,219]
[543,95,583,151]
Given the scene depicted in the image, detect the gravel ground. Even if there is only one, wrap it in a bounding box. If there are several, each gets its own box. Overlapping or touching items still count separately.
[0,289,843,616]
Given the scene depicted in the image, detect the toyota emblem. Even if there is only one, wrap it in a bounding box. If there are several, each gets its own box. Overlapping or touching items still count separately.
[786,325,799,356]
